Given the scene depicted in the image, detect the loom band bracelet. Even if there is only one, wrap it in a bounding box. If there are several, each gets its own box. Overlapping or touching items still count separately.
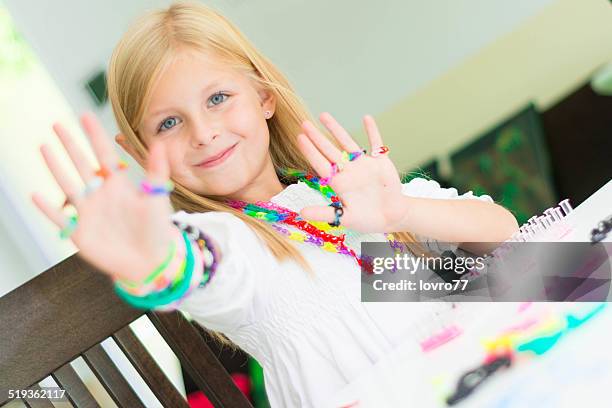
[59,214,79,240]
[120,257,187,297]
[114,232,195,310]
[140,180,175,195]
[370,146,390,157]
[174,238,209,307]
[114,230,196,309]
[115,236,180,290]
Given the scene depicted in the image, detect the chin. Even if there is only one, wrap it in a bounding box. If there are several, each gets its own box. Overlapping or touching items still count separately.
[196,176,251,199]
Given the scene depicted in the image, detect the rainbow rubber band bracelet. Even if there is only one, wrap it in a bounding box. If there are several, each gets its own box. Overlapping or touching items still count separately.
[114,230,195,309]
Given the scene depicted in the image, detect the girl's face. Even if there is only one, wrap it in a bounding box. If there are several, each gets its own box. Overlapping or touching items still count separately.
[139,49,278,200]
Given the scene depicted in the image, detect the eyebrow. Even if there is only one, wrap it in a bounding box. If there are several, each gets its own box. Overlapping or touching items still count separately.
[147,78,227,118]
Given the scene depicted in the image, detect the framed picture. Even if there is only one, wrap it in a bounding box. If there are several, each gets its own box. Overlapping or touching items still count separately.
[449,104,557,225]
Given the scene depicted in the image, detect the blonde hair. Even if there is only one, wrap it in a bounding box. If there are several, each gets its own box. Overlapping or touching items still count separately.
[108,1,424,341]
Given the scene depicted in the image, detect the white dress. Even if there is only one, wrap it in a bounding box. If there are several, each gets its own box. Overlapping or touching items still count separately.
[165,178,493,407]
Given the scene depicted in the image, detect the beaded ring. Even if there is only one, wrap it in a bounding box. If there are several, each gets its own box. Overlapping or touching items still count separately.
[59,214,78,240]
[329,206,344,227]
[141,180,175,195]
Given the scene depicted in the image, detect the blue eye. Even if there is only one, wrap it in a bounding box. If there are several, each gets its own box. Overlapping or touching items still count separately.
[158,117,181,133]
[208,92,229,107]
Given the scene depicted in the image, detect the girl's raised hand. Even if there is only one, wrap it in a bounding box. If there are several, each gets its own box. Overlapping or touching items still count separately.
[32,112,177,282]
[297,112,405,233]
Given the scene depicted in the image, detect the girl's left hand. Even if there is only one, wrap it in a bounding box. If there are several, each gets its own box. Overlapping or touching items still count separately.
[297,112,405,233]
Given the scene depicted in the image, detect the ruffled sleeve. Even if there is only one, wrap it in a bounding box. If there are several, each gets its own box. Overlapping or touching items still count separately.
[401,177,494,203]
[161,210,276,333]
[400,177,494,253]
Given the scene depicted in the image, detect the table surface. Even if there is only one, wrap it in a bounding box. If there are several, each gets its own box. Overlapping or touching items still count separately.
[327,179,612,408]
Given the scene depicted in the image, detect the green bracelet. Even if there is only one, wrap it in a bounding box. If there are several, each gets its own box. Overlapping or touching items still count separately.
[114,231,195,309]
[116,238,178,289]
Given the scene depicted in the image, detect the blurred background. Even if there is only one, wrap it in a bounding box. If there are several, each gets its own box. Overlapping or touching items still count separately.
[1,0,611,406]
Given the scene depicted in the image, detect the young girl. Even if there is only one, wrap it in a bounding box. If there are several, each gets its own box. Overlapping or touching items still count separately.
[32,2,518,406]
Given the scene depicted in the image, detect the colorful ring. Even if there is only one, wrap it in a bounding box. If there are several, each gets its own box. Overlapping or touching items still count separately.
[62,175,105,209]
[371,146,390,157]
[329,206,344,227]
[141,180,175,195]
[94,159,129,180]
[320,162,341,186]
[341,149,367,162]
[59,214,78,240]
[82,176,104,197]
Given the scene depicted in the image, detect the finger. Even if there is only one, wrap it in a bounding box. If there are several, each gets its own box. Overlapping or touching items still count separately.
[81,111,120,169]
[146,141,170,183]
[53,122,97,183]
[319,112,361,153]
[363,114,383,152]
[116,133,145,168]
[297,133,333,178]
[301,120,343,164]
[31,192,68,228]
[300,205,335,223]
[40,144,82,205]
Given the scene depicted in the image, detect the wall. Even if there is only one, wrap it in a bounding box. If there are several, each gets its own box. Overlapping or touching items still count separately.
[361,0,612,173]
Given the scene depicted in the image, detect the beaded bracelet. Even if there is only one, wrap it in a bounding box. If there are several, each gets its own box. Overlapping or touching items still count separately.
[114,230,197,309]
[171,220,219,289]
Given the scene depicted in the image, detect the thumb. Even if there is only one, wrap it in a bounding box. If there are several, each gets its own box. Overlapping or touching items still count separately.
[146,141,171,185]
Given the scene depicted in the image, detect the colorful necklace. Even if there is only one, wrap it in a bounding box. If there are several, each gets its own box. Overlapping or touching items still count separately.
[226,168,402,270]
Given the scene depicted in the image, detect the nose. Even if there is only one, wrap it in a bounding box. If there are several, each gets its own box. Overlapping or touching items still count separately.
[190,120,219,147]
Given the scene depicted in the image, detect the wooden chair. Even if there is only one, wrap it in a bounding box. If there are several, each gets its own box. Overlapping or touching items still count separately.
[0,253,253,407]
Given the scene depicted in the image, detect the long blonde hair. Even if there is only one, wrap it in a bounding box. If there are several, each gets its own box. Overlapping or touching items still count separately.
[107,0,424,313]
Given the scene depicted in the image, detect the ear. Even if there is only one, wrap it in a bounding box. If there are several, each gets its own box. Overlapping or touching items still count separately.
[115,133,145,167]
[258,88,276,118]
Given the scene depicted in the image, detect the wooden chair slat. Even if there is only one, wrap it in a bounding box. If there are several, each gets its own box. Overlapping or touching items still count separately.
[51,363,100,408]
[0,254,143,403]
[81,344,145,408]
[148,311,253,408]
[112,325,189,408]
[0,252,252,407]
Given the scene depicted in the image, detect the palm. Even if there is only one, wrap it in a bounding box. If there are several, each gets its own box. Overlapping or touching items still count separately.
[32,113,175,281]
[297,113,405,233]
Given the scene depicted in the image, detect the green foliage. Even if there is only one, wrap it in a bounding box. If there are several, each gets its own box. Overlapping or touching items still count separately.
[0,7,34,75]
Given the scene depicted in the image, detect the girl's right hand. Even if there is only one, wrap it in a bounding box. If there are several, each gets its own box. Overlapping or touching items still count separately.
[32,112,177,283]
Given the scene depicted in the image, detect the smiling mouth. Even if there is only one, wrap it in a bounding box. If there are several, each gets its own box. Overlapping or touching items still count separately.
[196,143,238,168]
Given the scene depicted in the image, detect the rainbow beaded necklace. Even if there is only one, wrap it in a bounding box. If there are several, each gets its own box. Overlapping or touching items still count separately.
[227,168,367,266]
